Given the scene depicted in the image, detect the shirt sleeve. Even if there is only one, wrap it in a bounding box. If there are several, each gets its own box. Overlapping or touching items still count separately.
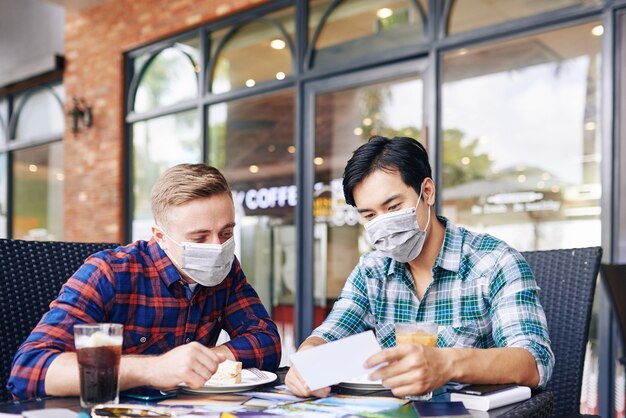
[7,256,115,400]
[221,259,282,371]
[488,248,555,389]
[311,260,374,342]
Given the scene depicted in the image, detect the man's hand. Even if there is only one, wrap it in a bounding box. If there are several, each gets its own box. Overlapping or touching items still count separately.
[284,364,331,398]
[139,342,226,389]
[284,336,330,398]
[365,344,450,398]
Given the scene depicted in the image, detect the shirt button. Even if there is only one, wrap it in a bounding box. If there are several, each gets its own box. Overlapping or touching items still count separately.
[186,337,191,343]
[140,337,147,343]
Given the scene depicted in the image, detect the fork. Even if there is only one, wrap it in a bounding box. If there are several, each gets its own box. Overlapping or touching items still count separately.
[247,367,266,381]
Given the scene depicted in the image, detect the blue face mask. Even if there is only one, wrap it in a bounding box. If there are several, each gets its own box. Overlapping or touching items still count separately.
[364,187,431,263]
[161,231,235,287]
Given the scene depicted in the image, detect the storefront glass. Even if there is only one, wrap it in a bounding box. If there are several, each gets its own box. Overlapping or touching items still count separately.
[442,21,601,413]
[208,89,296,362]
[133,37,200,113]
[12,142,64,240]
[132,110,201,240]
[0,98,7,143]
[309,0,427,68]
[448,0,600,35]
[0,153,6,238]
[312,74,423,323]
[211,7,294,94]
[14,85,64,141]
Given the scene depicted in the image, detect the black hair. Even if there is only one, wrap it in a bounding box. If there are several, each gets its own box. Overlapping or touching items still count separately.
[342,136,432,207]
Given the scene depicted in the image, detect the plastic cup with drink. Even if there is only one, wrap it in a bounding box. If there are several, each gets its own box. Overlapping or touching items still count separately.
[395,322,438,401]
[74,323,123,408]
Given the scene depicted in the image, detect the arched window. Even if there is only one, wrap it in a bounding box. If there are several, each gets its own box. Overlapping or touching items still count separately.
[210,10,294,94]
[12,85,64,141]
[446,0,598,35]
[132,39,200,113]
[308,0,427,69]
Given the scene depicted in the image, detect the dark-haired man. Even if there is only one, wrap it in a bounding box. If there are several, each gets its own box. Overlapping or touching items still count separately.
[286,136,553,398]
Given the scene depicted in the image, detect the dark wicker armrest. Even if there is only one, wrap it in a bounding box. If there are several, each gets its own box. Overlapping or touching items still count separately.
[498,391,553,418]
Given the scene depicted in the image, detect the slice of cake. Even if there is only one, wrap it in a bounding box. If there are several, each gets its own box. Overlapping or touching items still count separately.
[207,359,242,385]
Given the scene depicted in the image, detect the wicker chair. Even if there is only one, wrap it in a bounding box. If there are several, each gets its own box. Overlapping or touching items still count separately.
[0,239,118,402]
[600,264,626,365]
[522,247,603,418]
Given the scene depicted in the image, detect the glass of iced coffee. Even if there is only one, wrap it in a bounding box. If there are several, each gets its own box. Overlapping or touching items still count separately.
[74,323,123,408]
[395,322,438,401]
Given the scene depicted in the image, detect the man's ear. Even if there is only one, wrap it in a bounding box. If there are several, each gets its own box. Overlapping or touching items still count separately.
[422,178,436,206]
[152,225,167,248]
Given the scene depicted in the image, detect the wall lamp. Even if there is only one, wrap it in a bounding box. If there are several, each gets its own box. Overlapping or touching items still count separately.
[68,97,93,133]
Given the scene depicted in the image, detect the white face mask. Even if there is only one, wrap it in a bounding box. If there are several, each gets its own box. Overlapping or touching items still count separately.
[364,187,431,263]
[160,231,235,287]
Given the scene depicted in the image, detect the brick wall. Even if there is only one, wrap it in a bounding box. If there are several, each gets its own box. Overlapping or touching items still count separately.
[63,0,267,243]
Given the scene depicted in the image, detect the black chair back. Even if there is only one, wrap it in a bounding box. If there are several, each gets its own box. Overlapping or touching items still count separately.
[521,247,602,417]
[0,239,118,401]
[600,263,626,365]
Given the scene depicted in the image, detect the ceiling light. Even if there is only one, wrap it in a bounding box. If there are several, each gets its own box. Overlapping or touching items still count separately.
[591,25,604,36]
[353,127,363,136]
[270,39,286,50]
[245,79,256,87]
[275,72,286,80]
[313,157,324,166]
[29,164,38,173]
[249,165,259,173]
[288,146,296,154]
[376,8,393,19]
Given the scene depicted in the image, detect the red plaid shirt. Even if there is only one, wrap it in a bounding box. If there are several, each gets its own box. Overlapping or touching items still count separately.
[8,238,281,400]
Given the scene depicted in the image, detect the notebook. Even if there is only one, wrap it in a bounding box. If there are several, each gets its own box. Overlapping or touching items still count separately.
[449,384,531,411]
[413,401,473,417]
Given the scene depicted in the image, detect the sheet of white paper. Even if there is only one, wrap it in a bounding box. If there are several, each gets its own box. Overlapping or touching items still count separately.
[289,330,382,391]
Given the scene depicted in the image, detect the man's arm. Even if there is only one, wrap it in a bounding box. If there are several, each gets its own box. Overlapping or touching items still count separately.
[8,257,114,400]
[45,343,227,396]
[367,345,538,397]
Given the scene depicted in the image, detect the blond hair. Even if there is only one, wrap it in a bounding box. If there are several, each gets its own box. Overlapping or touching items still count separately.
[151,163,231,225]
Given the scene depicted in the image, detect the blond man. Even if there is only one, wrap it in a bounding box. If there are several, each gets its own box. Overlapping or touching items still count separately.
[9,164,281,400]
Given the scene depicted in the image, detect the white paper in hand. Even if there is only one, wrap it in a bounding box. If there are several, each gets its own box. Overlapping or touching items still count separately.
[289,330,382,391]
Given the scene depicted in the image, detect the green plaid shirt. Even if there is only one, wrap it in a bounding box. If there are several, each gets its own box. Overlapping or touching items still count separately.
[312,217,554,388]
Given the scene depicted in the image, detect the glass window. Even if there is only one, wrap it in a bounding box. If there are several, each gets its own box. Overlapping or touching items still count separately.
[0,98,7,145]
[0,153,7,238]
[208,89,296,364]
[210,8,294,94]
[310,0,427,68]
[442,22,601,413]
[313,75,423,324]
[133,37,200,113]
[448,0,600,35]
[12,142,64,240]
[132,110,201,240]
[14,84,65,140]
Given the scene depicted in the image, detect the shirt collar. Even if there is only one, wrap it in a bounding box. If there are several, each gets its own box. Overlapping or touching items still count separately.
[434,216,463,273]
[147,237,184,288]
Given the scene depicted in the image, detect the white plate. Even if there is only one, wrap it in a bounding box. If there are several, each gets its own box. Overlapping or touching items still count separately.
[338,376,387,391]
[181,370,278,394]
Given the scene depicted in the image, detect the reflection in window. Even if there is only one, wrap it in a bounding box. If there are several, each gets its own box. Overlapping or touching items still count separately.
[14,85,65,140]
[310,0,426,68]
[134,38,200,113]
[132,110,201,240]
[211,8,294,94]
[12,142,64,241]
[314,75,423,324]
[442,22,601,413]
[0,153,6,238]
[448,0,600,35]
[208,89,295,364]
